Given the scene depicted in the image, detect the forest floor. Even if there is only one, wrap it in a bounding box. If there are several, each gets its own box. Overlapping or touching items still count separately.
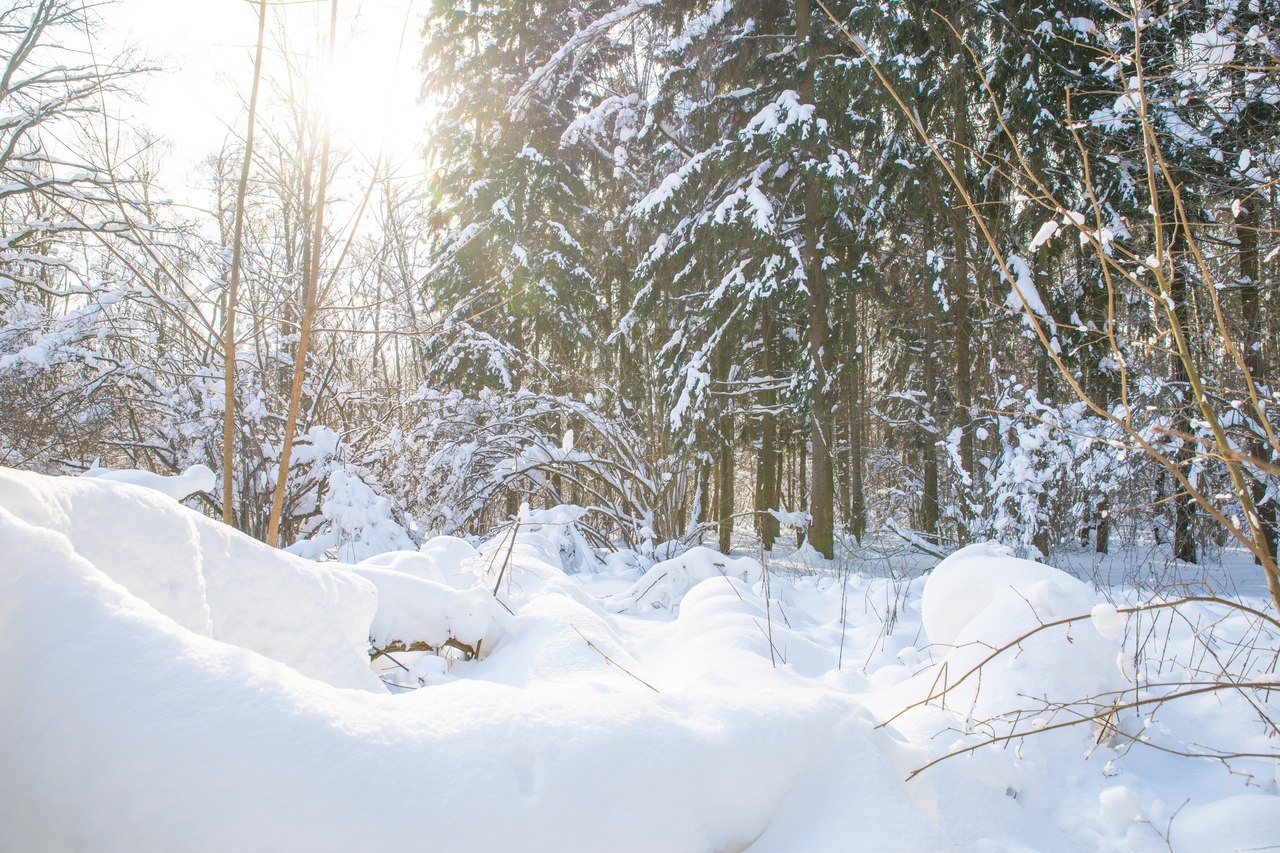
[1,467,1277,852]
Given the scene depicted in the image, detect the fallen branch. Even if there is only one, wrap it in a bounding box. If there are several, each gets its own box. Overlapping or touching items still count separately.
[370,637,479,662]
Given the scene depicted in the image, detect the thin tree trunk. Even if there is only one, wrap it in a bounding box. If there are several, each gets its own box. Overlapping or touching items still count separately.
[847,292,866,542]
[942,57,978,546]
[921,311,940,542]
[1166,208,1198,564]
[715,341,735,554]
[221,0,268,528]
[798,439,808,548]
[755,308,779,550]
[266,0,339,548]
[798,0,835,559]
[1238,199,1278,564]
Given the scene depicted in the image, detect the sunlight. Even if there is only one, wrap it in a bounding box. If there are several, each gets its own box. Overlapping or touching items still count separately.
[320,8,429,167]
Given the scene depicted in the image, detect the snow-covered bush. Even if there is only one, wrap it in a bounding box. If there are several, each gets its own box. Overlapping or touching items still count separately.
[282,427,416,561]
[981,384,1131,558]
[370,387,678,550]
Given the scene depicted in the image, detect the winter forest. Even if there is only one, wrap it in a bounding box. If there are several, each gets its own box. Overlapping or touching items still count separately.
[3,0,1280,849]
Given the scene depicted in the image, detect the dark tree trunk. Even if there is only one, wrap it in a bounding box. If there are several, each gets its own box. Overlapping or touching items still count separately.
[715,342,735,554]
[947,68,976,545]
[798,439,808,547]
[755,309,780,550]
[1168,234,1198,565]
[920,216,941,540]
[798,0,834,559]
[847,293,867,542]
[1238,200,1278,564]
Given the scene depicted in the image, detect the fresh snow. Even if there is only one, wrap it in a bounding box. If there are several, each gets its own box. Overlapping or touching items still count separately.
[79,462,216,501]
[1,468,1277,852]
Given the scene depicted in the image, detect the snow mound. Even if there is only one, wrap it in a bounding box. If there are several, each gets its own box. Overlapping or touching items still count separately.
[0,467,948,852]
[352,564,507,655]
[917,541,1124,725]
[418,534,482,587]
[2,470,1274,852]
[356,549,447,583]
[80,462,216,500]
[0,467,380,691]
[1169,795,1280,852]
[609,546,763,610]
[922,541,1098,647]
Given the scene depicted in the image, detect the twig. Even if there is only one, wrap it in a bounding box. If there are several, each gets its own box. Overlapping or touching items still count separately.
[570,625,660,693]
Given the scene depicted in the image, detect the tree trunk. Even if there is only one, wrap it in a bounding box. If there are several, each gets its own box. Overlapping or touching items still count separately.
[1163,197,1198,565]
[798,439,808,547]
[715,341,735,554]
[920,217,941,540]
[798,0,835,559]
[266,0,339,548]
[755,309,780,550]
[947,67,976,545]
[847,292,867,542]
[1238,198,1278,564]
[221,0,268,530]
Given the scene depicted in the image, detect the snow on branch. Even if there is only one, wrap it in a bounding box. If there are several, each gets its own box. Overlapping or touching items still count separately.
[508,1,660,119]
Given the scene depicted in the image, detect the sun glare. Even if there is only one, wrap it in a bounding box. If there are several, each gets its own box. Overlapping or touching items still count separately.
[320,35,430,163]
[320,23,429,167]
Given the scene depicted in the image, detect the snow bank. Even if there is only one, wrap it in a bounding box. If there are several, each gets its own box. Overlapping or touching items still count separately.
[609,545,763,610]
[0,467,380,691]
[418,534,482,586]
[352,563,507,654]
[80,462,216,500]
[0,469,946,853]
[918,542,1124,722]
[1,469,1274,852]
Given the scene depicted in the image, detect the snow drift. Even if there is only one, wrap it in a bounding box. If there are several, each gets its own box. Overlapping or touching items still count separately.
[0,468,941,852]
[0,467,1275,852]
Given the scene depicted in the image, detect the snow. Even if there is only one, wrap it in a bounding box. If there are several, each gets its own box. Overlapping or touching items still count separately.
[915,542,1125,724]
[744,90,817,139]
[608,545,764,611]
[1,468,380,691]
[1004,254,1049,317]
[353,563,507,654]
[1091,601,1125,641]
[80,462,215,500]
[1,468,1277,852]
[1029,218,1058,252]
[286,469,416,562]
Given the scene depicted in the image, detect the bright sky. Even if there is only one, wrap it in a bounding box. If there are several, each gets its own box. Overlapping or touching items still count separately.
[105,0,431,205]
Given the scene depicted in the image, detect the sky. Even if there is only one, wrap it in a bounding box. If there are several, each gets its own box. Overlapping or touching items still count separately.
[103,0,432,206]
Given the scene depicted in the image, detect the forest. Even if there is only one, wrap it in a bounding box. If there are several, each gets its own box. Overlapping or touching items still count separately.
[1,0,1279,850]
[3,0,1280,585]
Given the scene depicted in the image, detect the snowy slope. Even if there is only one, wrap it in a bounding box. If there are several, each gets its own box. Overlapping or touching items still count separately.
[0,468,1277,852]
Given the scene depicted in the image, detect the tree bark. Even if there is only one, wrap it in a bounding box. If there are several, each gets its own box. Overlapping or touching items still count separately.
[266,0,339,548]
[798,0,835,559]
[1238,198,1278,564]
[847,292,867,542]
[947,64,976,544]
[715,341,735,554]
[1168,226,1198,565]
[221,0,268,529]
[755,308,780,550]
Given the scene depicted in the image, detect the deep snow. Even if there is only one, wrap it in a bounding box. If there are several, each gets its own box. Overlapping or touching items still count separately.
[0,467,1277,852]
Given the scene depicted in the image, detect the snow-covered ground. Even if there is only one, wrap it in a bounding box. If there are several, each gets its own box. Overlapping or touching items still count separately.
[1,467,1277,852]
